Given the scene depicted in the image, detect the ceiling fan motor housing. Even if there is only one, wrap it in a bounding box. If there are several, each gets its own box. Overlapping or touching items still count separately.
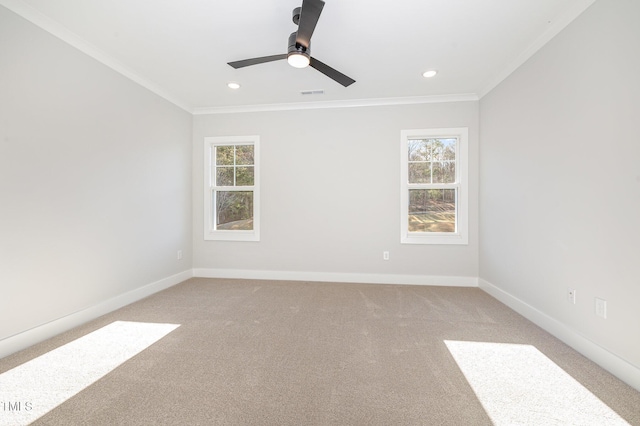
[287,31,310,59]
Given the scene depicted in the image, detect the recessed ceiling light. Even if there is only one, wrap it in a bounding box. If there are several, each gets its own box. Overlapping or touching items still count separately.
[227,82,241,89]
[422,70,438,78]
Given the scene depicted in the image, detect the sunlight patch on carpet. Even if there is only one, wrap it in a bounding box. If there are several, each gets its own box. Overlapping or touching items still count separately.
[0,321,180,426]
[445,340,629,425]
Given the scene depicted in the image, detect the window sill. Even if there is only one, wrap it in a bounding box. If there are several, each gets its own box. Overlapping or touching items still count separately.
[401,232,468,245]
[204,230,260,242]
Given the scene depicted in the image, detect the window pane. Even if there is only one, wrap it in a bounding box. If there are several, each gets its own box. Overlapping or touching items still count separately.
[432,162,444,183]
[408,140,430,161]
[408,162,431,183]
[236,166,254,186]
[442,139,456,161]
[236,145,254,165]
[216,146,234,165]
[215,191,253,230]
[216,167,234,186]
[408,189,456,233]
[443,161,456,183]
[432,138,456,161]
[432,161,456,183]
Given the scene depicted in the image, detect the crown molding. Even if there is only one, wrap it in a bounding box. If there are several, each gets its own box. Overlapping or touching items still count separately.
[1,0,193,113]
[2,0,476,116]
[193,93,480,115]
[5,0,592,114]
[478,0,597,98]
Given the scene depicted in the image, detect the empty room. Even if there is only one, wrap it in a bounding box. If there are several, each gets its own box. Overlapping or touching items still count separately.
[1,0,639,424]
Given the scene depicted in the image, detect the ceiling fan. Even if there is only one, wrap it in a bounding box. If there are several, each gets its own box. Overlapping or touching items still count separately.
[227,0,355,87]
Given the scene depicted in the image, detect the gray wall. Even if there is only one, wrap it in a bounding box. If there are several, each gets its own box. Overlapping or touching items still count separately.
[480,0,640,368]
[193,102,479,281]
[5,0,636,388]
[0,7,192,341]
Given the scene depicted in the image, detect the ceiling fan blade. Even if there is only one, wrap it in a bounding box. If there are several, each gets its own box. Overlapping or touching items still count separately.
[228,54,287,69]
[296,0,325,49]
[310,57,355,87]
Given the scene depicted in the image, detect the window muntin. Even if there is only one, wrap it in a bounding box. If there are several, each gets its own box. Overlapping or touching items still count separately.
[401,128,468,245]
[204,136,260,241]
[408,138,456,184]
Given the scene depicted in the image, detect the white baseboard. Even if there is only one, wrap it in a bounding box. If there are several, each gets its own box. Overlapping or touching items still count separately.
[0,270,193,360]
[479,278,640,392]
[4,270,637,393]
[193,268,478,287]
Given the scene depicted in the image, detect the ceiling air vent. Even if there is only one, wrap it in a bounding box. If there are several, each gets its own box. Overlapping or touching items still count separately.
[300,89,325,95]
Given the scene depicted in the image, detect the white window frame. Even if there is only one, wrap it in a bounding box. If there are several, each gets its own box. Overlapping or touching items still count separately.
[400,128,468,245]
[204,135,260,241]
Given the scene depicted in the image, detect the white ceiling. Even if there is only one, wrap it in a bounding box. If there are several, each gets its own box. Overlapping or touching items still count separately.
[3,0,595,113]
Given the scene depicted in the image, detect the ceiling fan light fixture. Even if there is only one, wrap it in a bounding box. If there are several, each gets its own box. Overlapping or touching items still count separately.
[227,2,355,87]
[422,70,438,78]
[287,52,310,68]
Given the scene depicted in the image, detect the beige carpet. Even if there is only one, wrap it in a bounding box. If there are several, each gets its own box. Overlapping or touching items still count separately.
[1,278,639,425]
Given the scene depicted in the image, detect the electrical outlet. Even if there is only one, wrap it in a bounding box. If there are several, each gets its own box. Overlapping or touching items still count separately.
[383,251,390,261]
[567,288,576,304]
[177,250,183,260]
[595,298,607,319]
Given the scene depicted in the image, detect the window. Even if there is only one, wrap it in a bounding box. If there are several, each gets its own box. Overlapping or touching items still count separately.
[400,128,468,244]
[204,136,260,241]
